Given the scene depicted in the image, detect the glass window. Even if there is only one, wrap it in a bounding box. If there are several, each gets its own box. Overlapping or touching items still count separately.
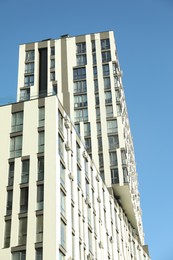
[88,229,93,253]
[104,77,111,89]
[74,80,87,93]
[109,152,118,166]
[102,64,109,76]
[105,91,112,104]
[58,111,63,134]
[95,93,99,106]
[61,220,66,248]
[38,132,44,153]
[72,234,75,259]
[20,89,30,101]
[60,162,65,186]
[85,138,91,152]
[74,108,88,122]
[85,179,89,199]
[25,62,34,74]
[8,162,14,186]
[12,251,26,260]
[39,107,45,127]
[123,167,129,183]
[93,66,97,78]
[117,104,122,116]
[38,157,44,181]
[106,105,113,118]
[96,107,100,120]
[60,190,66,217]
[98,136,102,151]
[97,122,102,135]
[99,153,104,168]
[84,122,90,136]
[77,166,81,187]
[20,187,28,213]
[4,220,11,248]
[91,40,96,52]
[50,59,55,68]
[6,190,13,215]
[111,168,119,184]
[11,112,23,132]
[100,170,105,182]
[37,185,44,210]
[76,143,81,163]
[76,42,86,54]
[92,53,97,65]
[21,160,29,183]
[24,75,34,86]
[76,54,87,66]
[94,79,98,92]
[74,94,87,108]
[18,218,27,245]
[73,67,86,80]
[101,39,110,50]
[102,51,111,63]
[36,248,42,260]
[10,136,22,158]
[107,120,118,133]
[108,135,119,149]
[58,135,64,158]
[50,71,55,81]
[26,50,35,61]
[36,215,43,242]
[50,47,55,56]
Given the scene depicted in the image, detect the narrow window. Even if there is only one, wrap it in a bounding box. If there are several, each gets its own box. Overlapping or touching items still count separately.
[11,112,23,132]
[36,215,43,242]
[10,136,22,158]
[38,157,44,181]
[8,162,14,186]
[4,220,11,248]
[6,190,13,215]
[21,160,29,184]
[18,218,27,245]
[39,107,45,127]
[20,187,29,213]
[37,185,44,210]
[38,132,44,153]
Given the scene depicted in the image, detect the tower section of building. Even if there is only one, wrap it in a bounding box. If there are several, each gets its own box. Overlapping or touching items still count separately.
[17,31,144,244]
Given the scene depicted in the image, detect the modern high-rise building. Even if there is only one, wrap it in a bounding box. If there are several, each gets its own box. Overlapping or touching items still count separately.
[0,31,150,260]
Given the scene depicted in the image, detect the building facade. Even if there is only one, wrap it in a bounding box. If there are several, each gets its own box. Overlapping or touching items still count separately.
[0,31,150,260]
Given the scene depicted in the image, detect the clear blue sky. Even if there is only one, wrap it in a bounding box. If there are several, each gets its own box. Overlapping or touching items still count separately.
[0,0,173,259]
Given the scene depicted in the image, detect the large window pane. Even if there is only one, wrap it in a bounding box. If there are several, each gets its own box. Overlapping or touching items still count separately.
[36,215,43,242]
[101,39,110,50]
[12,251,26,260]
[20,187,28,213]
[38,157,44,181]
[21,160,29,183]
[38,132,44,153]
[8,162,14,186]
[76,42,86,54]
[11,112,23,132]
[10,136,22,158]
[18,218,27,245]
[37,185,44,210]
[107,120,117,133]
[4,220,11,248]
[6,190,13,215]
[73,67,86,80]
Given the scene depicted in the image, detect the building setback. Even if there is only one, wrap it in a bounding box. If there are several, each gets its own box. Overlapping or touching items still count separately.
[0,31,150,260]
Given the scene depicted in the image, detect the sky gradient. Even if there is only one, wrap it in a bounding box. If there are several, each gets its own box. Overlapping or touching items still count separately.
[0,0,173,259]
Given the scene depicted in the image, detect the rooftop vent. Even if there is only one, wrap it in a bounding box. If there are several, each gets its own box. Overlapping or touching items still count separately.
[61,34,69,38]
